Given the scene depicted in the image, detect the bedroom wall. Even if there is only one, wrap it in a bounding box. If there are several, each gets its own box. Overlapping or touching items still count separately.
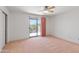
[46,16,52,35]
[8,12,32,41]
[50,7,79,44]
[8,12,37,41]
[0,6,9,52]
[8,12,50,42]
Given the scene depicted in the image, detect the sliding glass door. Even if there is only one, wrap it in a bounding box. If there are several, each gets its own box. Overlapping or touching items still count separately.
[29,19,41,37]
[38,19,41,36]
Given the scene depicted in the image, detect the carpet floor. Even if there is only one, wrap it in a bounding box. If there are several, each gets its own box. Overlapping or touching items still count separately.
[2,36,79,53]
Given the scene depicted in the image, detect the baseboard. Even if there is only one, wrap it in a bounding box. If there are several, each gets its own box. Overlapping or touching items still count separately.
[51,34,79,45]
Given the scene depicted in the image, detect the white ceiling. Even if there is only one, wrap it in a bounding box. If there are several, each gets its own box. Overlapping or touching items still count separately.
[6,6,78,15]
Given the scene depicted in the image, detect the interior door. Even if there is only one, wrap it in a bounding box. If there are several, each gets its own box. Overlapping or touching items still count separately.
[0,10,5,49]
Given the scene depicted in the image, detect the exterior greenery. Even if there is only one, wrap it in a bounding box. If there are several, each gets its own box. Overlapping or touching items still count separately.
[29,24,40,33]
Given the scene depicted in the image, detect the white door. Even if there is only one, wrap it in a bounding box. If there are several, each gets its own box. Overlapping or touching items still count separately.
[0,10,5,50]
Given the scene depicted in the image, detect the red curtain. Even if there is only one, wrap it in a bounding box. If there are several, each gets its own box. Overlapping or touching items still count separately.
[41,16,46,36]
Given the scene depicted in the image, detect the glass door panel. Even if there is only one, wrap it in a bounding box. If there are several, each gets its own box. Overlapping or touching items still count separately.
[29,19,37,37]
[29,19,41,37]
[38,19,41,36]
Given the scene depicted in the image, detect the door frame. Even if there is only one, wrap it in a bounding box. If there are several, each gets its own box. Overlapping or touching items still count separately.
[0,9,7,44]
[29,18,40,38]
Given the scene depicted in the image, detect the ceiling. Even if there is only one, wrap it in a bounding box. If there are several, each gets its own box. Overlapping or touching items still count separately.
[6,6,77,15]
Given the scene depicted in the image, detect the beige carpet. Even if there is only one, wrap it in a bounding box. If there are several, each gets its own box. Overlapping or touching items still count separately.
[2,36,79,53]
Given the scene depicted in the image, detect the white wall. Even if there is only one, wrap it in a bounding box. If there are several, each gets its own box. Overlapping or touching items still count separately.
[7,12,44,41]
[7,12,50,42]
[46,16,52,35]
[50,7,79,44]
[0,6,9,51]
[8,12,30,41]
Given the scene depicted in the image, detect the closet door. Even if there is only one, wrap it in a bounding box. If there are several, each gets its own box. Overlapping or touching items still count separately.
[0,10,5,49]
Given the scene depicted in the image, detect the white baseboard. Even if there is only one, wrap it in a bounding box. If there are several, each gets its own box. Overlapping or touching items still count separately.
[51,34,79,45]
